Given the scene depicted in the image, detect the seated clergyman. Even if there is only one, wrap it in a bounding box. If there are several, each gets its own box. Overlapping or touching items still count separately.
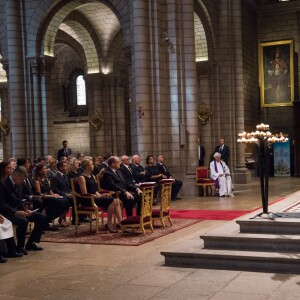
[210,152,234,197]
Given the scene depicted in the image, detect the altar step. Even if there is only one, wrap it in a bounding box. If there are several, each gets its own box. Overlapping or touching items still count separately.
[161,249,300,274]
[161,218,300,274]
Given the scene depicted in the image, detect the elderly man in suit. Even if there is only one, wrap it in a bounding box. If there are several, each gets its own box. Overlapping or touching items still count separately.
[214,138,230,165]
[120,155,138,186]
[101,156,142,217]
[0,167,47,254]
[57,140,72,161]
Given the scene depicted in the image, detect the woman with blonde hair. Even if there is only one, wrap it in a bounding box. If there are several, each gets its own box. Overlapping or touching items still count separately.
[78,158,122,233]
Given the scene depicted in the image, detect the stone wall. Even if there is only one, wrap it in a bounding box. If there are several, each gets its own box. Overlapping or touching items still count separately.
[53,122,90,158]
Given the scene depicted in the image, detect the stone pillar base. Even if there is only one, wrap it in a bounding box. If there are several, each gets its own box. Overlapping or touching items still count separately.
[232,168,252,184]
[180,172,198,197]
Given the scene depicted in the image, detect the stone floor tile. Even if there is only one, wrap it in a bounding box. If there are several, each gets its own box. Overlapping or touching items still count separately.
[154,278,226,299]
[129,268,193,287]
[222,274,283,294]
[210,291,268,300]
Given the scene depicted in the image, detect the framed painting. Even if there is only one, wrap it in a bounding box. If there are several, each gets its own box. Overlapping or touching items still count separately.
[259,40,294,107]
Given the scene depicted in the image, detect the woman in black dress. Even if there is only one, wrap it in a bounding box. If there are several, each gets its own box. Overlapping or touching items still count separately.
[78,158,122,233]
[34,164,70,227]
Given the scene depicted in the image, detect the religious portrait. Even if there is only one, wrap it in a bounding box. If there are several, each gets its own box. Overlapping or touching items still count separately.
[259,40,294,107]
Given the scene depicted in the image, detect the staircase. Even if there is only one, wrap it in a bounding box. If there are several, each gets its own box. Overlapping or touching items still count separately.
[161,218,300,274]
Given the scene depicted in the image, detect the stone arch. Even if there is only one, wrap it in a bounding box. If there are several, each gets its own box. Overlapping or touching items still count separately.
[0,15,7,59]
[59,20,99,73]
[27,0,130,57]
[194,13,208,62]
[55,29,88,76]
[194,0,217,61]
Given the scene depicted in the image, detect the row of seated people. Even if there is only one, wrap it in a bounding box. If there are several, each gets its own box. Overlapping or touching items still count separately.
[0,153,182,262]
[99,154,182,201]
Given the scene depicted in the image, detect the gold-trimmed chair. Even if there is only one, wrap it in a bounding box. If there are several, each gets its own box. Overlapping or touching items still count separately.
[120,183,155,235]
[152,179,173,228]
[195,167,216,196]
[71,178,106,234]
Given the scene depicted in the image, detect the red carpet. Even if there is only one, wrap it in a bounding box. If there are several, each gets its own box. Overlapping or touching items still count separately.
[170,209,252,220]
[41,219,203,246]
[169,197,287,220]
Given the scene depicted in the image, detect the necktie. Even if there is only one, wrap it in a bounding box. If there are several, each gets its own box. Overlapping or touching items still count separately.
[128,166,133,174]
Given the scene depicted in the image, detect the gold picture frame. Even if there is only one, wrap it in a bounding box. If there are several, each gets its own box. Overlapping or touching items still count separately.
[259,40,294,107]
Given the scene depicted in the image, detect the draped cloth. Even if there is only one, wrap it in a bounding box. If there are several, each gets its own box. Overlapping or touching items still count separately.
[0,217,14,240]
[210,160,233,197]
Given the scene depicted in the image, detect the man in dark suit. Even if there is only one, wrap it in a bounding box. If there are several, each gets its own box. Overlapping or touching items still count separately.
[214,138,230,165]
[57,140,72,161]
[101,156,142,217]
[156,154,183,200]
[0,167,47,254]
[130,154,146,183]
[197,138,205,166]
[51,161,73,223]
[120,155,138,186]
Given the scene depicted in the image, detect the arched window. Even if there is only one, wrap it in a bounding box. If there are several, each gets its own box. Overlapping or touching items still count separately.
[76,75,86,106]
[67,70,88,117]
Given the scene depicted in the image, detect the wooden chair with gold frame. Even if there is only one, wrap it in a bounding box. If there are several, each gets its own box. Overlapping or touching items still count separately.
[120,182,155,235]
[152,179,174,228]
[195,167,216,197]
[71,178,106,234]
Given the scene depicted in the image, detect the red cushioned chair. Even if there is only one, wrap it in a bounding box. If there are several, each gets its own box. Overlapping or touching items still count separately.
[71,178,106,234]
[152,179,174,228]
[120,183,155,235]
[195,167,216,197]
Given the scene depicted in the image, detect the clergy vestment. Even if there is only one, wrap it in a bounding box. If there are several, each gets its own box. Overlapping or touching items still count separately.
[209,160,233,197]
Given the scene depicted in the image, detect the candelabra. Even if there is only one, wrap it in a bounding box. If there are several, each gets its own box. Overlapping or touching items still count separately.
[237,123,288,219]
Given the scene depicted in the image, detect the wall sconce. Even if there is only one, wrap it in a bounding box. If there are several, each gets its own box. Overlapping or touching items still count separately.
[138,105,144,119]
[197,103,214,125]
[0,116,9,136]
[89,110,104,131]
[163,32,169,43]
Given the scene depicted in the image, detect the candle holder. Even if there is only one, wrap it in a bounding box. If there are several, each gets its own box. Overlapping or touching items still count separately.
[237,123,288,220]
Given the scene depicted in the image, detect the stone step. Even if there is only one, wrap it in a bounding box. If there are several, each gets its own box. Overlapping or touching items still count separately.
[161,249,300,274]
[236,218,300,235]
[201,233,300,252]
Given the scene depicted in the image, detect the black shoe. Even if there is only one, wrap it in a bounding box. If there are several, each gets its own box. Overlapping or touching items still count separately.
[116,223,121,229]
[4,252,23,258]
[16,247,28,255]
[0,256,8,263]
[25,243,43,251]
[72,221,81,226]
[44,224,59,231]
[80,218,90,223]
[174,197,181,200]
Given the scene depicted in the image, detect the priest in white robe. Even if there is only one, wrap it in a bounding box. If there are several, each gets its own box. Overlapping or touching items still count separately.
[210,152,234,197]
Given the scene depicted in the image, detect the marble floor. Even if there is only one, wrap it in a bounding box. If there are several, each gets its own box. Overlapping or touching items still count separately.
[1,177,300,300]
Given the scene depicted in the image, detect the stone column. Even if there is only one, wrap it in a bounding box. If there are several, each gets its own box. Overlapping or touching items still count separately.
[41,56,56,156]
[218,0,250,183]
[6,0,26,157]
[0,83,10,159]
[28,57,43,158]
[130,0,152,158]
[166,0,198,186]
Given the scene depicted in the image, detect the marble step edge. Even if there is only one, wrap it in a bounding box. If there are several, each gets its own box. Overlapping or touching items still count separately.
[201,234,300,252]
[236,219,300,234]
[201,233,300,241]
[161,249,300,273]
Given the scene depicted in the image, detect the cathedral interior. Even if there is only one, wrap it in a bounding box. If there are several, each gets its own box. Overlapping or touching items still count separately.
[1,0,300,194]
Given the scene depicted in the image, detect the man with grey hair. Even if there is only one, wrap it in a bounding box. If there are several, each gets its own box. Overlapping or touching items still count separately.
[101,156,142,217]
[210,152,234,197]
